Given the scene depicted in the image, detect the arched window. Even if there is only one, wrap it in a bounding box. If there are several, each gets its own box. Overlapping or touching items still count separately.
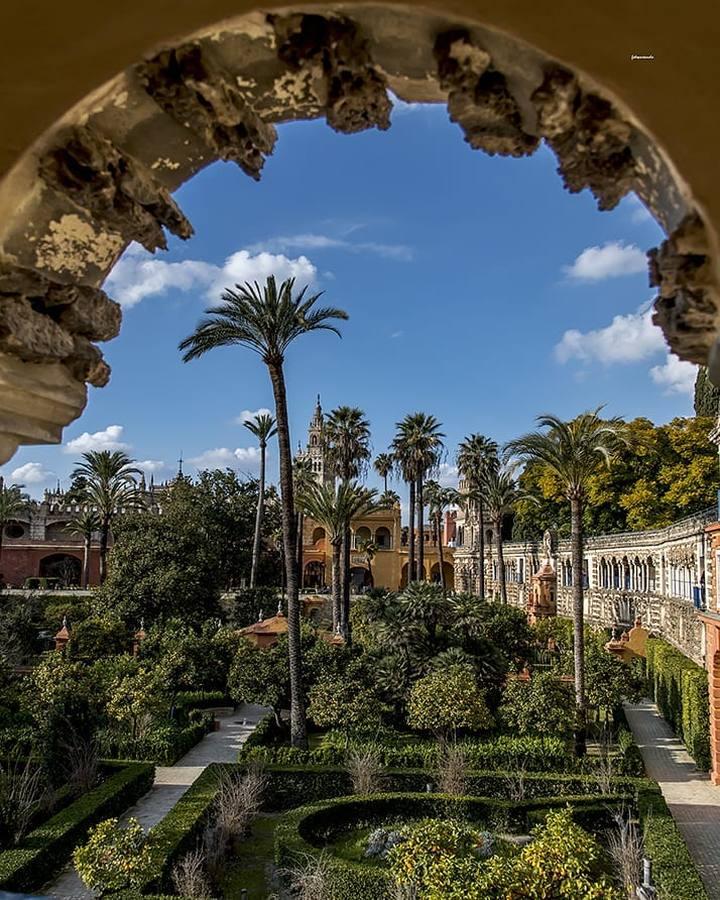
[375,526,392,549]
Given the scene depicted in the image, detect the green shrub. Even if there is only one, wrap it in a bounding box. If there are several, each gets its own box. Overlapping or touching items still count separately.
[74,817,153,893]
[646,638,710,770]
[638,786,708,900]
[0,761,154,892]
[98,716,212,765]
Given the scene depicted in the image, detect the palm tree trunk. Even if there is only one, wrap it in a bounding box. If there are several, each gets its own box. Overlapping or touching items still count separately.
[331,540,342,632]
[495,516,507,604]
[296,511,304,587]
[477,502,485,600]
[0,529,4,588]
[571,494,586,757]
[99,517,110,584]
[267,361,307,748]
[383,473,388,494]
[249,442,266,588]
[416,476,424,582]
[367,555,373,587]
[407,479,416,585]
[83,536,91,589]
[341,526,352,643]
[437,514,446,593]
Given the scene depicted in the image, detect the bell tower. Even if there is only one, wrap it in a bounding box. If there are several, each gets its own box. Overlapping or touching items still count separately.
[306,395,334,488]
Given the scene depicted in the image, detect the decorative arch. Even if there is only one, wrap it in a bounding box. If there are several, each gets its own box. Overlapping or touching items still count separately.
[0,4,715,465]
[375,526,392,549]
[39,553,81,587]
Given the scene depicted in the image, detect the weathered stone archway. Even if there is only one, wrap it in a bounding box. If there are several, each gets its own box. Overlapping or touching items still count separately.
[0,2,719,464]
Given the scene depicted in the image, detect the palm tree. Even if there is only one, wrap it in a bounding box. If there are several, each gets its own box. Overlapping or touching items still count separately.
[373,452,394,494]
[505,408,626,756]
[393,414,444,584]
[243,412,277,588]
[69,508,101,588]
[358,537,378,588]
[425,481,458,593]
[457,434,499,600]
[179,274,347,748]
[293,454,315,588]
[71,451,141,583]
[298,481,376,633]
[323,406,371,640]
[0,478,25,584]
[482,466,535,604]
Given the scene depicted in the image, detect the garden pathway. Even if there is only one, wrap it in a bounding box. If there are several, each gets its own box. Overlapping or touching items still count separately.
[624,699,720,900]
[46,703,267,899]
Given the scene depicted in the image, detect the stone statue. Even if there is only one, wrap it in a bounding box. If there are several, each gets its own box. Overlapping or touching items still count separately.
[542,529,553,562]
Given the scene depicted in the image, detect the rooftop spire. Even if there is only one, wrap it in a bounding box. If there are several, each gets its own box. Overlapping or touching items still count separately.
[177,452,184,479]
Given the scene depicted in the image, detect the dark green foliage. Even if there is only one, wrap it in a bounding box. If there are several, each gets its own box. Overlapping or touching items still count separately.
[68,614,129,659]
[0,762,154,893]
[638,786,709,900]
[274,793,628,899]
[694,366,720,418]
[97,717,212,766]
[645,638,711,770]
[258,764,643,811]
[225,586,279,627]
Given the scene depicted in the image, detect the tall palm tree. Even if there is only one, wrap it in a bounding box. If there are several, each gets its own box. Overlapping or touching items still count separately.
[69,508,101,589]
[323,406,371,640]
[293,454,315,588]
[505,408,626,756]
[457,434,499,600]
[298,481,376,633]
[0,478,25,584]
[482,466,534,604]
[392,429,417,587]
[425,481,458,593]
[179,274,347,748]
[243,413,277,588]
[373,452,394,494]
[71,451,141,583]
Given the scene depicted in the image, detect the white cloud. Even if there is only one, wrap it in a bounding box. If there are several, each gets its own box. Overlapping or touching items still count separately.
[235,408,273,425]
[10,462,53,485]
[64,424,130,454]
[555,305,665,365]
[105,243,317,308]
[563,241,647,281]
[188,446,261,471]
[437,463,459,488]
[650,354,697,397]
[246,233,413,262]
[136,459,167,476]
[390,330,404,339]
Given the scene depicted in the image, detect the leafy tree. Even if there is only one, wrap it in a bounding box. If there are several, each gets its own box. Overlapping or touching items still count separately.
[307,663,385,738]
[71,451,141,583]
[500,673,574,741]
[506,409,627,756]
[407,664,493,737]
[584,636,642,714]
[98,478,222,624]
[0,479,26,584]
[68,614,128,659]
[74,818,153,893]
[243,413,277,588]
[180,274,348,748]
[457,435,499,599]
[228,638,288,727]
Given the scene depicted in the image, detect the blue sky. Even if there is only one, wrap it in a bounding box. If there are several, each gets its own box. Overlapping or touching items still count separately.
[4,101,692,496]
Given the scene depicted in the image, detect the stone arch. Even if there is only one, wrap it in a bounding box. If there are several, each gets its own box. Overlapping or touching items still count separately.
[0,5,717,463]
[4,519,27,541]
[311,526,326,545]
[45,519,74,541]
[303,559,325,589]
[350,565,372,591]
[354,525,372,548]
[430,560,454,590]
[375,526,392,549]
[38,552,82,587]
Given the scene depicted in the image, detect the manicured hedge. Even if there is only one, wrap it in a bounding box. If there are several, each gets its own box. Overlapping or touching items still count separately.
[174,691,233,713]
[638,785,709,900]
[0,761,154,893]
[120,763,228,896]
[260,763,644,811]
[99,716,213,766]
[274,792,627,900]
[646,638,711,770]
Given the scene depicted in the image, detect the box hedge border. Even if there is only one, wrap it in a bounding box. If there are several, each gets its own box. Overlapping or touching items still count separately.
[274,792,629,900]
[0,760,154,893]
[645,638,711,770]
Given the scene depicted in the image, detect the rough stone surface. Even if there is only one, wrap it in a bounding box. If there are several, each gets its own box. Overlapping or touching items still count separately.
[435,31,538,157]
[0,295,75,362]
[650,212,719,365]
[532,66,637,211]
[272,13,391,134]
[40,126,193,252]
[138,44,276,180]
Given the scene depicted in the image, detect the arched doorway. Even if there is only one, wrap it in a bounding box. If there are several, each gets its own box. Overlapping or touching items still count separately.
[0,6,715,463]
[430,561,455,590]
[39,553,82,588]
[303,560,325,589]
[350,566,372,593]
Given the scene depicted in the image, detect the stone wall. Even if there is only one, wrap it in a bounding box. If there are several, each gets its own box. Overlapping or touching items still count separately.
[454,506,714,666]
